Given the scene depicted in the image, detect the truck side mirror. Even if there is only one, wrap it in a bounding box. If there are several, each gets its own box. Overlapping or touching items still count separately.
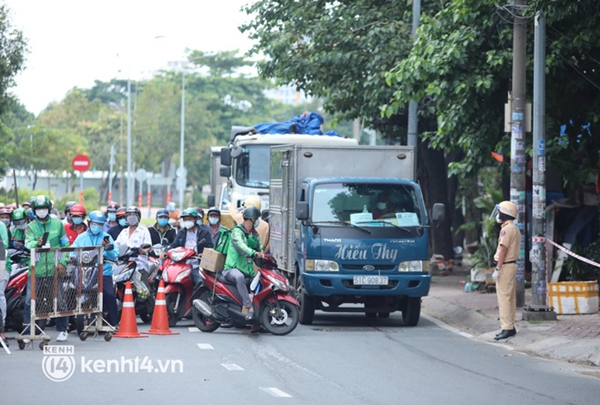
[431,203,445,225]
[207,194,215,207]
[219,166,231,177]
[296,202,309,221]
[220,147,232,166]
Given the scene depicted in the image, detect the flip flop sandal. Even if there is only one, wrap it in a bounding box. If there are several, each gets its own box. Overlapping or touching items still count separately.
[245,311,254,320]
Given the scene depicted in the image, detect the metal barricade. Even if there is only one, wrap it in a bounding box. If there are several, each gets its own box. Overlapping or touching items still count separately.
[16,246,116,349]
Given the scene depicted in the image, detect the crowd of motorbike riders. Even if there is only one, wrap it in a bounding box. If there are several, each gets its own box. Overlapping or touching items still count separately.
[0,194,271,346]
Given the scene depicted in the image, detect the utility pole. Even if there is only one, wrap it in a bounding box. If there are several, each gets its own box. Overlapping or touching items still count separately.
[510,0,527,307]
[523,12,557,321]
[407,0,420,149]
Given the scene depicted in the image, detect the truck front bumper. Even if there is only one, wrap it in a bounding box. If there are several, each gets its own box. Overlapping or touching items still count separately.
[302,273,431,298]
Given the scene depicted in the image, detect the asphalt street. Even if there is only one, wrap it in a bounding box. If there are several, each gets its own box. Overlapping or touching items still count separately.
[3,313,599,404]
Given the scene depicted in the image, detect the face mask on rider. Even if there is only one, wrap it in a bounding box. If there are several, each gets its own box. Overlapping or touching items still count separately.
[89,224,103,235]
[72,216,83,225]
[16,222,28,230]
[0,218,10,227]
[127,216,139,226]
[35,208,49,219]
[183,220,195,230]
[254,219,260,229]
[107,213,117,222]
[157,218,169,227]
[208,217,219,225]
[496,214,502,224]
[118,218,127,227]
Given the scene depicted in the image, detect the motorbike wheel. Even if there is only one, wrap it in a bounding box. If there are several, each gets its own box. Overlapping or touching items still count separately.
[138,308,152,324]
[166,293,185,327]
[260,301,299,336]
[192,291,220,333]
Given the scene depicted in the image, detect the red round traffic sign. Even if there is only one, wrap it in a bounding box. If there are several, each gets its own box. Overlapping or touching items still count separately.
[71,154,91,172]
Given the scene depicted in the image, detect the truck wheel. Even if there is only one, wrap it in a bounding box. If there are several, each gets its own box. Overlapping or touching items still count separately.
[296,275,314,325]
[402,297,421,327]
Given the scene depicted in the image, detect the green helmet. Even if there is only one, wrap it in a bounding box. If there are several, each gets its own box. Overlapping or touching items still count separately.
[181,208,198,218]
[12,208,27,221]
[31,195,52,210]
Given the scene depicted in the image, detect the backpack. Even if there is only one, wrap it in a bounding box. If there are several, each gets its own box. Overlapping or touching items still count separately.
[214,227,232,254]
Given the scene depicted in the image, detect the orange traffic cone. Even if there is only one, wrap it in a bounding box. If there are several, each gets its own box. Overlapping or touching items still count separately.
[144,280,179,335]
[114,281,148,339]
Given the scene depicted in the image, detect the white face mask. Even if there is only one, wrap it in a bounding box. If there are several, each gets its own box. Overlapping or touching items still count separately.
[0,218,10,227]
[183,220,195,229]
[36,208,49,219]
[495,214,502,224]
[208,217,219,225]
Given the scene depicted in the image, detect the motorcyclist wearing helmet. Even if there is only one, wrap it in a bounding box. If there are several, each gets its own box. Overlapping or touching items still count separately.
[103,202,120,232]
[71,210,119,326]
[23,195,70,342]
[10,208,29,250]
[0,207,12,237]
[227,196,270,253]
[107,206,127,241]
[0,208,12,329]
[490,201,521,340]
[222,205,264,319]
[115,206,152,272]
[166,207,213,285]
[205,206,223,247]
[149,208,176,246]
[166,202,180,229]
[62,201,77,227]
[65,204,88,245]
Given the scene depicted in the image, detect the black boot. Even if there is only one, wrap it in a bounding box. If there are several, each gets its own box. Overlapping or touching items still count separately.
[494,328,517,340]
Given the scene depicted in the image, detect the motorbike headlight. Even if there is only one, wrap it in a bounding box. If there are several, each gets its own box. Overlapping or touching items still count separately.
[398,261,424,272]
[175,269,192,283]
[170,251,185,262]
[114,269,133,283]
[305,259,339,272]
[267,274,288,291]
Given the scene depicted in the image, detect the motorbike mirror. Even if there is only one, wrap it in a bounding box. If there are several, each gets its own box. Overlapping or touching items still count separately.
[104,243,114,251]
[140,243,152,250]
[161,238,169,246]
[118,243,128,256]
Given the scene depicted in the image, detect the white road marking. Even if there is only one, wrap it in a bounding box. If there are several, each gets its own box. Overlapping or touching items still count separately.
[260,387,292,398]
[221,363,244,371]
[421,313,474,338]
[197,343,214,350]
[188,327,200,333]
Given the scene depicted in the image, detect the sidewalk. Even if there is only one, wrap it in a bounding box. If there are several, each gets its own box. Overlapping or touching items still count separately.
[422,265,600,366]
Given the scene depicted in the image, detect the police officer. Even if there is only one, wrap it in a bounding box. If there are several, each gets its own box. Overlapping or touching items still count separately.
[491,201,521,340]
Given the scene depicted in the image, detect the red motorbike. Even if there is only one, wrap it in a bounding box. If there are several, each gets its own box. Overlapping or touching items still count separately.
[4,249,30,332]
[192,255,300,335]
[160,246,196,327]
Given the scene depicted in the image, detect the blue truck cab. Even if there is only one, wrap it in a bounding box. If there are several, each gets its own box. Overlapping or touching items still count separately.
[269,145,444,326]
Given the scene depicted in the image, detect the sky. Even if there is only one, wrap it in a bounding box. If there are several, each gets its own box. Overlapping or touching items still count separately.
[4,0,256,115]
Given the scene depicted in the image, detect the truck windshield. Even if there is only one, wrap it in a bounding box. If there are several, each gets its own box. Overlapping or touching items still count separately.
[234,145,271,188]
[311,183,423,227]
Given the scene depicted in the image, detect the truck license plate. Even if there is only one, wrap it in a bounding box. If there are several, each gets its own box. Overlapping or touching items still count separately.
[353,276,388,285]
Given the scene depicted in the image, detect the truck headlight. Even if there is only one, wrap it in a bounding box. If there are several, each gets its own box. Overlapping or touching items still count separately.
[398,261,424,272]
[305,259,339,272]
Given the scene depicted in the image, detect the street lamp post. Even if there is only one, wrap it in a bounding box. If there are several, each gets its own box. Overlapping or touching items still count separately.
[127,76,133,207]
[178,68,186,211]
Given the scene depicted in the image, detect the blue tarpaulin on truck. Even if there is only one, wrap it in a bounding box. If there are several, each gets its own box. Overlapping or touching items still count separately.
[253,112,344,137]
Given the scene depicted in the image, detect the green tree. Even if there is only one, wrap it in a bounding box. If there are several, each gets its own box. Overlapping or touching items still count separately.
[0,3,28,176]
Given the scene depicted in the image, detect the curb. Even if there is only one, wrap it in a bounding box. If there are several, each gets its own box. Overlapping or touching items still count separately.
[422,295,600,367]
